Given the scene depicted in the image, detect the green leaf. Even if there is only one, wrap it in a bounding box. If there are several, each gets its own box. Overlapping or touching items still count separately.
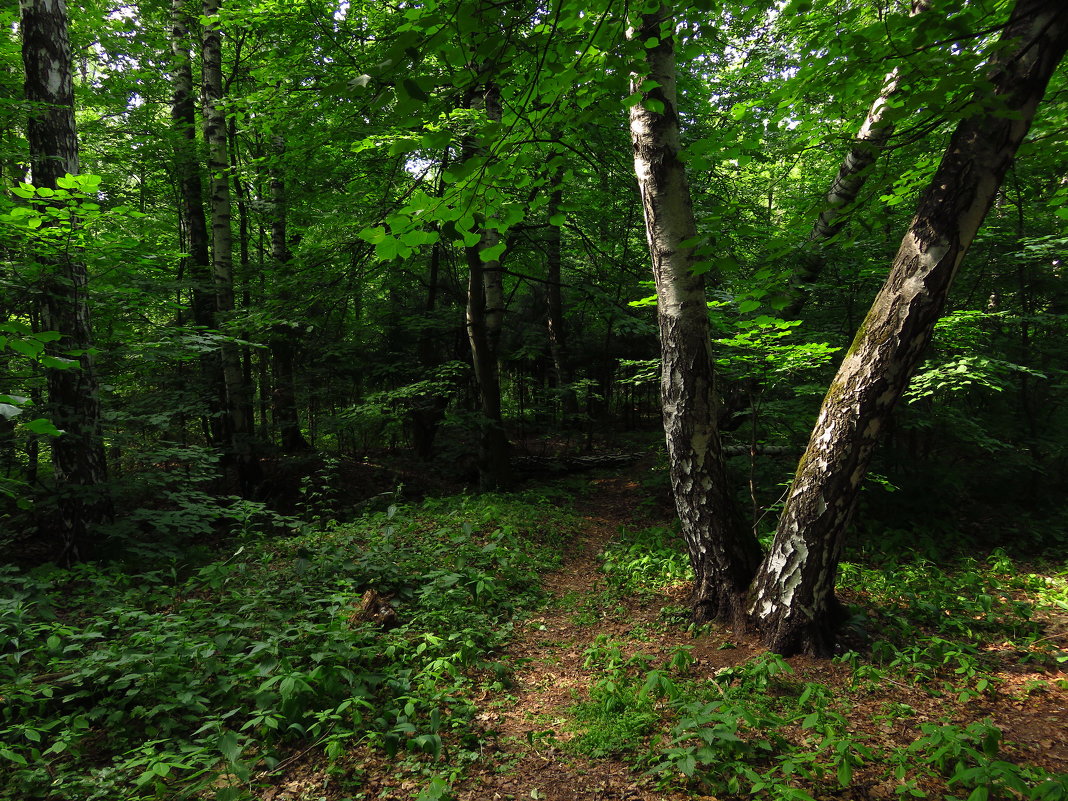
[218,731,241,764]
[644,98,665,115]
[0,749,26,766]
[479,242,506,263]
[837,759,852,786]
[40,355,77,369]
[402,78,429,102]
[738,299,761,314]
[25,418,62,436]
[7,338,43,357]
[359,226,388,244]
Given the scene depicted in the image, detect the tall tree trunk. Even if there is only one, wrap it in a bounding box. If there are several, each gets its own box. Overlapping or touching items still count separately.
[464,79,512,490]
[545,156,577,418]
[410,149,451,461]
[171,0,225,445]
[629,5,762,626]
[268,134,310,453]
[749,0,1068,656]
[22,0,112,558]
[202,0,259,494]
[782,0,931,319]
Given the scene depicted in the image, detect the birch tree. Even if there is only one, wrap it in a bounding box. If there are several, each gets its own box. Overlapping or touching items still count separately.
[629,4,762,626]
[201,0,259,492]
[749,0,1068,655]
[21,0,111,557]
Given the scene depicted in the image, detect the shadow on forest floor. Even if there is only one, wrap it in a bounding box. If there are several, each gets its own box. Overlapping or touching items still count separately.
[2,458,1066,801]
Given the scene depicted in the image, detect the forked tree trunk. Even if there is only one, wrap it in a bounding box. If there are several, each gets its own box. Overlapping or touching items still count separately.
[22,0,112,558]
[749,0,1068,656]
[202,0,259,493]
[629,5,762,626]
[782,0,931,319]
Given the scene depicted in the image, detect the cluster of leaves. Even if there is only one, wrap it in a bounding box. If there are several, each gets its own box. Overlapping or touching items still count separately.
[0,491,576,800]
[599,524,692,593]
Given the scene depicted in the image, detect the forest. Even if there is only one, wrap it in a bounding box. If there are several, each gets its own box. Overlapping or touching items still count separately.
[2,0,1068,798]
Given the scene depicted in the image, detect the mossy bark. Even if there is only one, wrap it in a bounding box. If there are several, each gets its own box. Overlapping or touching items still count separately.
[749,0,1068,656]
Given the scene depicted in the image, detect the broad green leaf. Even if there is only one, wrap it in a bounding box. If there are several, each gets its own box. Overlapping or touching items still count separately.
[7,338,43,357]
[479,242,506,263]
[218,731,241,763]
[25,418,62,436]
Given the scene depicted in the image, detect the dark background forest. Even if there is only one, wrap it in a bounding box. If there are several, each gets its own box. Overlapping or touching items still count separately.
[1,0,1067,799]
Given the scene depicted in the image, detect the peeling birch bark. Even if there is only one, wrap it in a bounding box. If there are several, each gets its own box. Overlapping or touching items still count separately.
[750,0,1068,656]
[629,5,761,626]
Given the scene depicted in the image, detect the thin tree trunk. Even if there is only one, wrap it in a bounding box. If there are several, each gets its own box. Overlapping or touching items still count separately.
[464,79,512,490]
[749,0,1068,656]
[545,156,577,418]
[171,0,225,445]
[202,0,258,494]
[782,0,930,320]
[409,149,451,461]
[22,0,112,558]
[268,134,310,453]
[629,5,762,626]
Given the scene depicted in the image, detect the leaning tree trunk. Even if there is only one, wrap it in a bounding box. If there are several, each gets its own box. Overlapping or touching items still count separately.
[629,5,762,626]
[463,79,513,490]
[749,0,1068,656]
[202,0,259,493]
[22,0,112,559]
[782,0,931,319]
[781,0,931,320]
[171,0,226,445]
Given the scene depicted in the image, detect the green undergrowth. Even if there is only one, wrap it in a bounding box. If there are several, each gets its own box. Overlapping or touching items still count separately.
[570,526,1068,800]
[599,524,691,593]
[0,491,578,800]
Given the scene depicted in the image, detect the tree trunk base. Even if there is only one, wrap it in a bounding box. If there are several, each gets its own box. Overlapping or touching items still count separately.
[752,594,851,657]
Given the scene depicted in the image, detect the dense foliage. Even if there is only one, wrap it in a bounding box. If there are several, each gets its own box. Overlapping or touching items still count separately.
[2,0,1067,797]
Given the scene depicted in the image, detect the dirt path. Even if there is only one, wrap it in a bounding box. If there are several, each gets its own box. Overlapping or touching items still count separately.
[452,474,750,801]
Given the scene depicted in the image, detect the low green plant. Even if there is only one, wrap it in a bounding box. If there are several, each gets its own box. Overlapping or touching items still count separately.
[599,525,691,593]
[0,492,576,799]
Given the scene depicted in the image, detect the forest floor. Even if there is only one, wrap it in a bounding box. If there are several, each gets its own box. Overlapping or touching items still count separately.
[262,464,1068,801]
[7,455,1068,801]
